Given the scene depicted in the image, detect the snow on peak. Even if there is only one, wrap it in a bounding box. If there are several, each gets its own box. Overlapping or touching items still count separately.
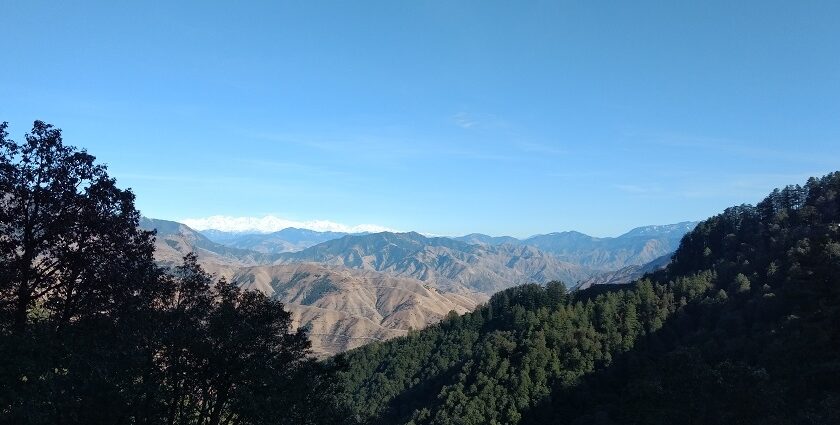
[180,215,395,234]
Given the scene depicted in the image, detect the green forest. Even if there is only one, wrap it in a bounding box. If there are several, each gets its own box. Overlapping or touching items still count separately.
[333,174,840,424]
[3,121,840,424]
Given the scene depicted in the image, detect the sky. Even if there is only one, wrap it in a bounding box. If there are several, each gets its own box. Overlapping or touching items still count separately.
[2,1,839,237]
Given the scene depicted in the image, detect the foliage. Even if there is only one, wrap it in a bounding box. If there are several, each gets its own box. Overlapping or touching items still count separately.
[0,122,336,425]
[332,172,840,425]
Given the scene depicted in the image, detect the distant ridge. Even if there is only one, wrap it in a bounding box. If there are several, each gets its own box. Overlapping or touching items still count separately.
[139,217,281,267]
[574,252,673,290]
[141,217,697,355]
[275,231,590,294]
[139,218,486,356]
[450,221,698,270]
[202,227,354,253]
[453,233,522,246]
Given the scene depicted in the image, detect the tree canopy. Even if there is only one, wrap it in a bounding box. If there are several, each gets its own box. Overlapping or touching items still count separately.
[0,121,338,425]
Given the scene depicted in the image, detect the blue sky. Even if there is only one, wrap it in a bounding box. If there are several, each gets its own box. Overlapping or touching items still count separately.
[2,1,839,237]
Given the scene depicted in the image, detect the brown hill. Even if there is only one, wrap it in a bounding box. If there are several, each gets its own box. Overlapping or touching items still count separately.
[140,218,486,356]
[231,263,484,356]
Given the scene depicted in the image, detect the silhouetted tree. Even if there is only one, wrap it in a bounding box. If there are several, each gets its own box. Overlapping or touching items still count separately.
[0,120,158,332]
[0,121,336,425]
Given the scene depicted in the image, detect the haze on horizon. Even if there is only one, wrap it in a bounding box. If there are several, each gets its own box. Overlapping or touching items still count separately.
[2,1,838,237]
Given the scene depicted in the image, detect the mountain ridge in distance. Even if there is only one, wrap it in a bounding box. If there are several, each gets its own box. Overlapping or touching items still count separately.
[274,231,591,294]
[574,252,673,290]
[141,217,697,355]
[139,217,282,268]
[193,221,698,271]
[452,221,698,270]
[204,227,358,253]
[139,219,491,356]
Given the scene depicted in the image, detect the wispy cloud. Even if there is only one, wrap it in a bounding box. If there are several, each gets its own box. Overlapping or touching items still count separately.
[453,112,479,129]
[452,112,507,130]
[180,215,396,233]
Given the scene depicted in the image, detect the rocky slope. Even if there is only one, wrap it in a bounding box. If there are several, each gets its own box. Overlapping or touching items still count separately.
[139,217,280,268]
[276,231,592,294]
[140,219,487,356]
[231,263,483,356]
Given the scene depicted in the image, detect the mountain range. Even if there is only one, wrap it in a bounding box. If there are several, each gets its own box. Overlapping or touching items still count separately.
[203,227,357,253]
[456,221,697,270]
[140,218,696,355]
[199,222,697,271]
[274,231,589,294]
[138,217,281,269]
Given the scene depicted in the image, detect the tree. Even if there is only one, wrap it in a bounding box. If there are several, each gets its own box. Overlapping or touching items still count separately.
[731,273,751,294]
[0,121,335,425]
[0,120,158,333]
[154,256,328,425]
[0,121,162,422]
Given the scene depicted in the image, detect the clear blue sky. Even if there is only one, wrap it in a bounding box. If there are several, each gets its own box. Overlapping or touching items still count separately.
[2,1,839,237]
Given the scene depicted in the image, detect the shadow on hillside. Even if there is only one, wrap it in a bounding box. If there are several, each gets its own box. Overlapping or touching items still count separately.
[518,281,840,425]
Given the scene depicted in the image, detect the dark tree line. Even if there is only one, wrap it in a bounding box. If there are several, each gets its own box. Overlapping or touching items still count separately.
[0,121,338,425]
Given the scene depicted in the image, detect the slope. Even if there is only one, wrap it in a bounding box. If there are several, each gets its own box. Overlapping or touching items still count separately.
[277,231,591,294]
[139,217,281,267]
[330,172,840,425]
[231,263,483,357]
[141,219,487,357]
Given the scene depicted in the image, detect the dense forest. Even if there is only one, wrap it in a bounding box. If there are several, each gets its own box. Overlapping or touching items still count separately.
[332,173,840,424]
[2,121,840,424]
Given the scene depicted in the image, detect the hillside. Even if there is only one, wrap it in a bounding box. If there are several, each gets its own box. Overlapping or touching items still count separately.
[277,231,591,294]
[330,172,840,425]
[231,263,483,356]
[139,217,281,267]
[140,219,486,356]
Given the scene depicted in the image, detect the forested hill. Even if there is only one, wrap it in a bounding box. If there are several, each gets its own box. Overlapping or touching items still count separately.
[330,172,840,425]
